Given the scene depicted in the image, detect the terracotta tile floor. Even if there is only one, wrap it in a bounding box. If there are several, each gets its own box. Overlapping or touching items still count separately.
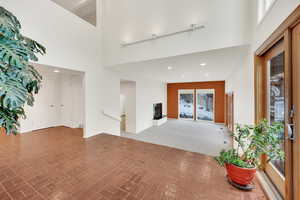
[0,127,267,200]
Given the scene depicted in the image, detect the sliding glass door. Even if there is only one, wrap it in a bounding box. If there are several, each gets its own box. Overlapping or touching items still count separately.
[258,40,292,198]
[266,50,285,177]
[255,10,300,199]
[178,89,215,121]
[196,89,214,121]
[178,90,194,120]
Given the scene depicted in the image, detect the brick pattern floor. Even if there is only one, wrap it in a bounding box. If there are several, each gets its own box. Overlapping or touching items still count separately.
[0,127,267,200]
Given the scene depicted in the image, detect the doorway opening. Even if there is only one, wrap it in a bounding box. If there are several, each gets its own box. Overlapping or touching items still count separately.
[120,80,136,134]
[20,64,85,136]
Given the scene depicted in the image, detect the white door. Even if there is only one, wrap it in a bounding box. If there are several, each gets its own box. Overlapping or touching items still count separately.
[33,76,58,130]
[60,77,74,127]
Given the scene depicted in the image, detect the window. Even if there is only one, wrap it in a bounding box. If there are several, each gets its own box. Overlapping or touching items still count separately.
[258,0,276,23]
[178,90,194,120]
[196,89,215,121]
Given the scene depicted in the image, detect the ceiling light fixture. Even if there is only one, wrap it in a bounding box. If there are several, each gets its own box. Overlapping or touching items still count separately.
[54,70,60,73]
[200,63,207,66]
[167,66,173,70]
[121,24,205,47]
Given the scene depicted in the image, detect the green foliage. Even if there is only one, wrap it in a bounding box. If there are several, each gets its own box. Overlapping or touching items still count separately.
[215,120,284,168]
[216,149,254,168]
[0,7,45,134]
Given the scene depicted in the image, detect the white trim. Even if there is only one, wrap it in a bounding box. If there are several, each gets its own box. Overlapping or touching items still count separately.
[153,117,168,126]
[178,89,194,94]
[257,0,278,25]
[102,110,121,122]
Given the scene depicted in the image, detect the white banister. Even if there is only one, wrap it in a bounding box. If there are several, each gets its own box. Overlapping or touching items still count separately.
[102,110,121,122]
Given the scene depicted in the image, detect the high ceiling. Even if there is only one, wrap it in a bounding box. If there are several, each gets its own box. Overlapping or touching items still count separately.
[51,0,96,26]
[111,45,250,83]
[102,0,253,66]
[34,63,84,77]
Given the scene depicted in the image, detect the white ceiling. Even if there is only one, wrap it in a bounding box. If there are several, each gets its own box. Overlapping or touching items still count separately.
[103,0,253,66]
[34,63,84,77]
[51,0,96,26]
[111,45,250,83]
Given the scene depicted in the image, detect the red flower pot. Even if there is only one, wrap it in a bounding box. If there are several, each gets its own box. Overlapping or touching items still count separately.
[0,128,5,135]
[225,164,256,186]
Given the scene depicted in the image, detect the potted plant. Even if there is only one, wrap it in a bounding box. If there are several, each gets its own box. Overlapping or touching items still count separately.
[0,7,45,134]
[216,120,284,189]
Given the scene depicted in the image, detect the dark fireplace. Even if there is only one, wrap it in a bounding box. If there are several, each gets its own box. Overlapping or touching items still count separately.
[153,103,163,120]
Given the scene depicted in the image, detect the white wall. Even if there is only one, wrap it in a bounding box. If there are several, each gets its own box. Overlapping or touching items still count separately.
[118,72,167,133]
[136,80,167,133]
[226,0,300,127]
[20,70,61,132]
[120,81,136,133]
[253,0,300,50]
[8,0,296,137]
[60,74,84,128]
[103,0,253,66]
[98,69,121,135]
[20,68,85,133]
[2,0,121,137]
[226,47,255,125]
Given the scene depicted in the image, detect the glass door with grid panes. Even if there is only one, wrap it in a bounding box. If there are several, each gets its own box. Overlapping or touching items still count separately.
[196,89,215,122]
[178,90,195,120]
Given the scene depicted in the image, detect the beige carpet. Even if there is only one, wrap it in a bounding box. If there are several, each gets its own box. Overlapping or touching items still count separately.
[122,119,232,156]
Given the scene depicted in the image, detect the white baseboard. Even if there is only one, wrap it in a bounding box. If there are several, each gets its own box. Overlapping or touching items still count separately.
[153,117,167,126]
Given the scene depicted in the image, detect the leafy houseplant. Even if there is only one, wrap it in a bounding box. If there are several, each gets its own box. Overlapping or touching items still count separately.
[0,7,46,134]
[216,120,284,187]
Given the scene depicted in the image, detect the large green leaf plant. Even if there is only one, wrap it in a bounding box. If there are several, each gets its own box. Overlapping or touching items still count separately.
[216,120,284,169]
[0,7,45,134]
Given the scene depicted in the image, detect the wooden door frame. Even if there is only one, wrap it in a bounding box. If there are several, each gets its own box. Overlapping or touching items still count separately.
[292,22,300,200]
[225,92,234,132]
[225,94,228,126]
[257,39,287,197]
[254,5,300,200]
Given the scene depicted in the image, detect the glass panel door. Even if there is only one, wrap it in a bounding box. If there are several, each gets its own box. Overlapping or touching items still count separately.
[196,89,214,121]
[178,90,194,120]
[264,42,286,197]
[267,52,285,175]
[255,20,299,200]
